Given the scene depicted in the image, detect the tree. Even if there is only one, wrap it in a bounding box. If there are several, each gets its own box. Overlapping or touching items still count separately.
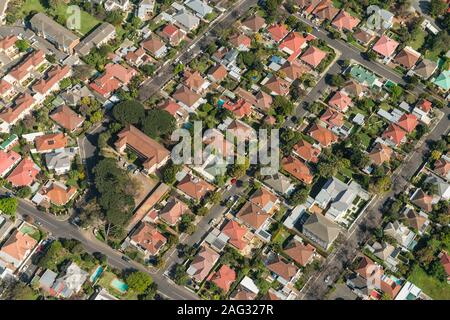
[173,263,189,285]
[430,0,447,17]
[0,197,18,217]
[141,64,156,76]
[229,157,250,178]
[369,176,392,195]
[126,271,153,294]
[429,260,447,282]
[289,186,310,206]
[15,39,30,52]
[162,162,180,184]
[112,100,145,125]
[141,109,176,139]
[105,10,124,25]
[328,74,345,87]
[272,96,294,117]
[16,187,31,198]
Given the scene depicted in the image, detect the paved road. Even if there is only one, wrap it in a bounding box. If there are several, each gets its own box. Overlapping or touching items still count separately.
[301,105,450,299]
[11,194,198,300]
[137,0,258,102]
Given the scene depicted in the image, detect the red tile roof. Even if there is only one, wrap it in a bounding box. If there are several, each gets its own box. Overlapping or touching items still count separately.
[222,220,249,251]
[89,63,137,97]
[300,46,327,68]
[50,105,85,132]
[267,24,289,42]
[264,76,290,96]
[229,34,251,49]
[434,158,450,178]
[267,256,299,281]
[241,15,266,32]
[131,222,167,255]
[328,90,352,112]
[0,35,17,51]
[208,64,228,82]
[177,174,214,201]
[209,265,236,293]
[418,99,432,113]
[223,99,253,118]
[0,150,21,177]
[0,93,35,124]
[332,10,360,31]
[189,245,220,282]
[382,123,406,146]
[236,201,271,230]
[396,113,418,133]
[159,198,189,225]
[279,32,306,61]
[9,50,45,82]
[293,139,321,163]
[320,108,345,128]
[32,65,70,95]
[6,158,40,187]
[308,123,338,147]
[44,182,77,206]
[368,143,393,166]
[159,100,181,116]
[440,252,450,277]
[282,156,313,184]
[35,133,68,153]
[372,35,399,58]
[284,240,316,267]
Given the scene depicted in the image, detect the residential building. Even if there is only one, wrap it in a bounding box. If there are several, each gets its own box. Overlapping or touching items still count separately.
[221,219,250,252]
[35,133,68,153]
[308,123,338,147]
[6,158,40,187]
[89,63,137,98]
[0,229,37,274]
[302,213,340,250]
[173,10,200,31]
[159,198,189,226]
[0,92,36,131]
[372,35,399,60]
[264,76,290,96]
[30,13,80,54]
[183,70,209,93]
[267,24,289,42]
[292,140,321,163]
[136,0,155,21]
[241,15,266,33]
[0,149,21,178]
[382,123,407,147]
[45,148,77,175]
[185,0,213,18]
[312,0,339,21]
[332,10,360,31]
[266,255,299,285]
[401,206,430,235]
[281,156,313,184]
[50,105,85,132]
[410,188,433,212]
[159,24,186,46]
[115,125,170,174]
[394,46,420,69]
[384,221,416,250]
[176,173,214,201]
[130,222,167,256]
[208,265,236,293]
[187,245,220,283]
[300,46,327,68]
[4,50,45,84]
[172,85,203,111]
[262,173,295,195]
[413,59,438,80]
[368,142,393,166]
[284,239,316,267]
[75,22,116,56]
[207,64,228,82]
[236,201,271,231]
[433,70,450,92]
[32,65,71,100]
[142,36,167,58]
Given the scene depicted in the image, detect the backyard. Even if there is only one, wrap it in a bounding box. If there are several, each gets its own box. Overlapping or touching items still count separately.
[408,265,450,300]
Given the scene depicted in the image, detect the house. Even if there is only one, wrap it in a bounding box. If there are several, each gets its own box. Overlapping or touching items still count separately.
[50,106,85,132]
[314,177,368,223]
[39,181,78,206]
[395,281,427,300]
[308,123,338,147]
[254,91,273,113]
[0,79,14,101]
[410,188,433,212]
[183,70,209,93]
[0,93,37,133]
[172,86,203,111]
[0,149,21,178]
[225,119,255,141]
[328,91,352,113]
[320,108,345,129]
[207,64,228,82]
[74,22,116,56]
[312,0,339,21]
[293,140,320,163]
[45,148,77,175]
[229,34,251,51]
[187,245,220,283]
[342,79,368,98]
[60,85,93,106]
[434,158,450,180]
[115,125,170,174]
[401,206,430,235]
[284,239,316,267]
[279,61,310,83]
[32,65,71,100]
[281,156,313,184]
[230,276,259,300]
[302,213,340,250]
[30,13,80,54]
[382,124,406,147]
[262,173,295,196]
[173,10,200,31]
[177,173,214,201]
[125,47,151,67]
[130,222,167,256]
[89,63,137,98]
[221,220,250,252]
[396,113,418,133]
[223,99,252,118]
[0,229,37,273]
[267,24,289,42]
[159,24,186,46]
[4,50,45,84]
[185,0,213,18]
[424,175,450,201]
[394,46,420,69]
[50,262,89,298]
[433,70,450,92]
[104,0,131,11]
[349,65,382,88]
[353,28,376,47]
[142,36,167,58]
[279,32,307,61]
[264,76,290,96]
[236,201,271,231]
[368,142,393,166]
[241,15,266,33]
[439,252,450,283]
[249,187,279,214]
[266,255,299,284]
[208,265,236,293]
[372,35,399,60]
[300,46,327,68]
[159,198,189,226]
[6,158,40,187]
[370,241,400,271]
[136,0,155,21]
[35,133,68,153]
[384,221,416,249]
[0,35,18,56]
[332,10,360,31]
[413,59,438,80]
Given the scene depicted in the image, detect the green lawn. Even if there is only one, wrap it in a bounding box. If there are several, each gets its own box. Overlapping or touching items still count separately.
[407,29,427,51]
[408,265,450,300]
[21,0,100,35]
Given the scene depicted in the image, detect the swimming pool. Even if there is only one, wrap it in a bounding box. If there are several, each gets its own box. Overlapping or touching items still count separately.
[111,278,128,293]
[90,266,104,283]
[218,99,225,107]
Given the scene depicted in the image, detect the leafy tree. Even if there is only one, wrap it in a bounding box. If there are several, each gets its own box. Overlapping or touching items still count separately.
[289,186,310,206]
[141,64,156,76]
[0,197,18,217]
[16,186,31,198]
[15,39,30,52]
[430,0,447,17]
[369,176,392,195]
[161,162,181,185]
[173,263,189,285]
[126,271,153,293]
[105,10,124,26]
[141,109,176,139]
[112,100,145,125]
[429,260,447,282]
[272,96,294,117]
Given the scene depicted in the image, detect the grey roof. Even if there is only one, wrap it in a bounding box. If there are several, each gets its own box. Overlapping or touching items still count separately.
[39,269,57,288]
[372,241,395,260]
[75,22,116,56]
[185,0,213,17]
[45,148,77,172]
[61,85,93,106]
[303,213,340,244]
[414,59,438,79]
[30,13,79,49]
[263,173,294,194]
[173,10,200,30]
